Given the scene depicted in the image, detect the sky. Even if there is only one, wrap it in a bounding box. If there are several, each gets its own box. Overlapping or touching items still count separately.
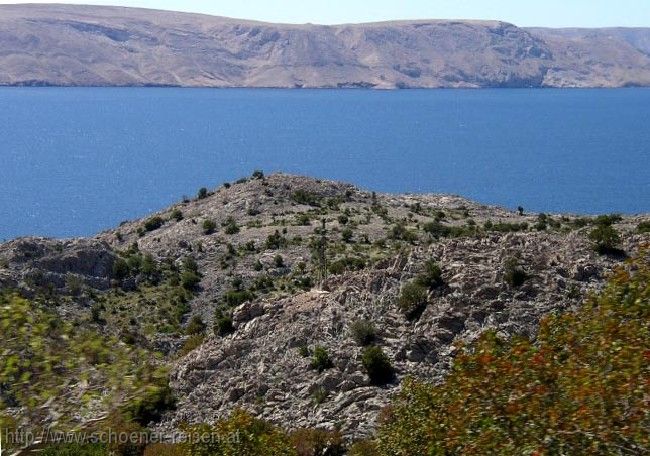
[1,0,649,27]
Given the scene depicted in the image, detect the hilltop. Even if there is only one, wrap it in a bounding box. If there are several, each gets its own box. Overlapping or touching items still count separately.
[0,4,649,88]
[1,172,649,447]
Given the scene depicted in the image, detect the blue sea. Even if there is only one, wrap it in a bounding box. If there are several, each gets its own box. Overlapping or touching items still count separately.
[0,88,648,240]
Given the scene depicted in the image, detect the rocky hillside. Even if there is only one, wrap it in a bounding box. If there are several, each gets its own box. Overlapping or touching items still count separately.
[1,4,649,88]
[1,173,648,440]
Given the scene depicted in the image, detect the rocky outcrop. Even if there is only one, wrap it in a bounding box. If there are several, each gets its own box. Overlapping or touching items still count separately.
[0,237,116,291]
[167,230,636,437]
[0,5,649,88]
[1,173,648,438]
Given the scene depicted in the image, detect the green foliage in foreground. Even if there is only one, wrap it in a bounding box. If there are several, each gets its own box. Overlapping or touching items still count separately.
[375,251,650,455]
[0,293,172,432]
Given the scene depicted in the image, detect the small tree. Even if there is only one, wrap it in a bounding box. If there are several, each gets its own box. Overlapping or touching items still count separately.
[197,187,208,199]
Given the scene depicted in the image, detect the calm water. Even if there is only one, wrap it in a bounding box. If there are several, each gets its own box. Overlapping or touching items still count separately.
[0,88,649,239]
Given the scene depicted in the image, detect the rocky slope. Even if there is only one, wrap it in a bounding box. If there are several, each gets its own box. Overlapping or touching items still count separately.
[0,173,648,438]
[0,4,649,88]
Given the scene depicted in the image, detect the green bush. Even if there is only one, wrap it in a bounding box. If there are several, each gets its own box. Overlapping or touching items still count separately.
[125,381,176,426]
[414,260,444,290]
[423,220,451,238]
[638,221,650,233]
[292,190,320,207]
[290,428,345,456]
[197,187,208,199]
[361,346,394,385]
[41,444,107,456]
[202,219,217,235]
[180,270,201,290]
[504,258,528,288]
[170,209,183,222]
[389,223,418,243]
[398,282,428,320]
[181,410,295,456]
[214,309,234,337]
[311,346,333,372]
[185,315,206,335]
[266,230,288,250]
[144,216,164,232]
[350,320,376,346]
[341,228,354,243]
[589,224,622,254]
[252,169,265,180]
[222,216,240,235]
[274,254,285,268]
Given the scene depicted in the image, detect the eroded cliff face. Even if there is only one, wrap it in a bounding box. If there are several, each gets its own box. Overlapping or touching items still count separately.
[1,173,648,437]
[0,4,649,88]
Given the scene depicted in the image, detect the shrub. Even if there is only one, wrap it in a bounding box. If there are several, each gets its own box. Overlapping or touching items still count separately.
[638,221,650,233]
[295,213,312,226]
[348,440,381,456]
[274,254,285,268]
[337,214,349,225]
[251,169,265,180]
[41,443,107,456]
[311,346,333,372]
[594,213,623,226]
[223,289,254,307]
[361,346,394,385]
[213,308,234,337]
[180,270,201,290]
[185,315,206,335]
[423,220,451,238]
[341,228,354,243]
[266,230,288,250]
[292,190,320,207]
[144,216,164,232]
[177,334,205,358]
[414,260,444,290]
[202,219,217,235]
[181,409,294,455]
[170,209,183,221]
[222,216,240,234]
[504,258,528,288]
[389,223,418,243]
[290,428,345,456]
[350,319,376,346]
[377,251,650,455]
[112,257,130,280]
[197,187,208,199]
[589,224,622,254]
[124,382,176,427]
[398,282,428,320]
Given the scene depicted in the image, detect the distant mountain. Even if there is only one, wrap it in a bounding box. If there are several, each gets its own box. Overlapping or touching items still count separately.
[1,4,649,88]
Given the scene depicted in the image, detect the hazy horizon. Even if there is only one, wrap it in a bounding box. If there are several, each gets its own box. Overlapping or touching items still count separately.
[1,0,649,28]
